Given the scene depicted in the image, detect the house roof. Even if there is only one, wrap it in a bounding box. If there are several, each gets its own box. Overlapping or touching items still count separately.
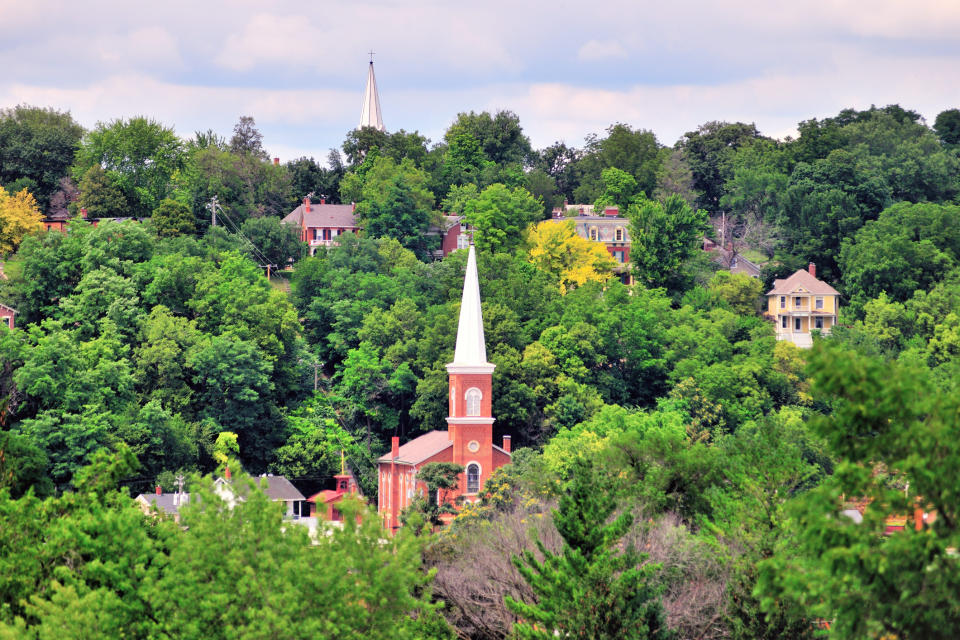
[137,493,190,515]
[281,203,358,229]
[377,430,452,465]
[766,268,840,296]
[256,475,306,502]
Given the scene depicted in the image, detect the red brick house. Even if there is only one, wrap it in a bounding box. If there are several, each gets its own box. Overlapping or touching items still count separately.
[377,245,512,531]
[281,197,360,256]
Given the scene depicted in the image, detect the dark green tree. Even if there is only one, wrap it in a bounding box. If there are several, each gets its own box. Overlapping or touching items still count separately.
[505,458,672,639]
[151,198,196,237]
[354,156,436,258]
[628,194,709,290]
[76,164,130,219]
[934,108,960,146]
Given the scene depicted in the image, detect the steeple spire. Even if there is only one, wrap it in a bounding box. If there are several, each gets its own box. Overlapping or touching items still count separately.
[450,245,493,369]
[359,55,385,132]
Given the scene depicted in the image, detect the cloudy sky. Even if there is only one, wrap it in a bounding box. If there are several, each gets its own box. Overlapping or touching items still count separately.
[2,0,959,163]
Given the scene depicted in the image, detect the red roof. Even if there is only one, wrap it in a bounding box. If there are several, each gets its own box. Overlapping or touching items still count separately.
[766,268,840,296]
[377,430,453,465]
[307,489,342,504]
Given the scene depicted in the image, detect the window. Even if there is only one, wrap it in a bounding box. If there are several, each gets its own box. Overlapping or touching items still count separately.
[780,296,786,309]
[615,228,624,242]
[815,317,824,330]
[466,463,480,494]
[794,296,802,307]
[589,227,598,241]
[457,233,470,249]
[815,297,824,310]
[794,317,802,331]
[612,250,625,263]
[322,229,332,241]
[465,387,482,416]
[781,316,788,329]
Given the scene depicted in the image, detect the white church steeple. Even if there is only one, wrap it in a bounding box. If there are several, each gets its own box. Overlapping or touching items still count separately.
[448,245,495,372]
[359,54,385,132]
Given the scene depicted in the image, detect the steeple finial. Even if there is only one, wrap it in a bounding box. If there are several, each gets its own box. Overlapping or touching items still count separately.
[359,55,385,132]
[449,245,493,369]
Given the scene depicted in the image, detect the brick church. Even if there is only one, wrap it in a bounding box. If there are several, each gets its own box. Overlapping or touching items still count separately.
[377,245,512,531]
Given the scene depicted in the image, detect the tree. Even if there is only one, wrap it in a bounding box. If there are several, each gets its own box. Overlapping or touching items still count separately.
[707,270,763,315]
[757,343,960,639]
[445,110,532,166]
[628,194,709,289]
[76,164,130,218]
[229,115,268,159]
[0,186,43,254]
[72,116,184,217]
[462,183,542,254]
[505,457,672,639]
[238,215,306,266]
[0,430,52,498]
[680,121,764,213]
[933,108,960,146]
[406,461,464,525]
[0,105,84,211]
[573,124,663,205]
[593,167,642,212]
[526,220,615,293]
[151,198,196,237]
[353,156,436,258]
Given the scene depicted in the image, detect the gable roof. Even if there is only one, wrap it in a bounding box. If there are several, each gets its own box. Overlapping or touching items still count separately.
[137,492,190,515]
[766,268,840,296]
[377,430,453,465]
[256,475,306,502]
[281,203,358,229]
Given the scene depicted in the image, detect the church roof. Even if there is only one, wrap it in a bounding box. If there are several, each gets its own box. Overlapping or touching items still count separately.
[377,430,452,465]
[766,268,840,296]
[359,60,385,132]
[449,245,493,369]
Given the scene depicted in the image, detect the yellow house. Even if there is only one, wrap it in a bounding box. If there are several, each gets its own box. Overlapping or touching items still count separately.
[766,264,839,348]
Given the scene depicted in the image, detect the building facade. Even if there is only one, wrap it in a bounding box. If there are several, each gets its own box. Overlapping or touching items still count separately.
[377,245,511,531]
[766,264,840,348]
[281,197,360,256]
[551,205,632,283]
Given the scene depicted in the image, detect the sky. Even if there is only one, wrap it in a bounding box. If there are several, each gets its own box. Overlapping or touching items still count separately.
[2,0,959,164]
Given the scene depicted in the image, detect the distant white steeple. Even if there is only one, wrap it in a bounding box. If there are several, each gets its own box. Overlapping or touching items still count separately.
[359,54,385,132]
[448,245,495,372]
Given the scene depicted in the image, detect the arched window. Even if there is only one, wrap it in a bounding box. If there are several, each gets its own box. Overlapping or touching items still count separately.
[465,387,482,416]
[466,463,481,494]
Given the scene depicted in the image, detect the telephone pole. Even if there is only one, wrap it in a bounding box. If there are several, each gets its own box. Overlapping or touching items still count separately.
[206,196,220,227]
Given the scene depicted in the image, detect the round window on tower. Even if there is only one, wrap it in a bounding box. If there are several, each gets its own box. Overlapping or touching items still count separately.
[467,440,480,453]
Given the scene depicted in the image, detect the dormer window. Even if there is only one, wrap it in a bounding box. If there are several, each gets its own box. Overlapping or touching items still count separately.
[465,387,482,416]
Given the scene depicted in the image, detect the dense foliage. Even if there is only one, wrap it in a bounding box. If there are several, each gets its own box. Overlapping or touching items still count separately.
[0,102,959,637]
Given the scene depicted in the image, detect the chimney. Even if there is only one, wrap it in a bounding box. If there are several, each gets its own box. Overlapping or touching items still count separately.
[273,157,279,166]
[502,435,511,453]
[224,465,231,481]
[604,206,619,217]
[80,207,88,219]
[320,198,325,205]
[808,263,816,278]
[155,485,162,495]
[351,202,356,212]
[303,196,311,213]
[391,436,400,459]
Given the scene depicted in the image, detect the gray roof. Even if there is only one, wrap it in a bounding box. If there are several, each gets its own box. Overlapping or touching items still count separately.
[256,475,306,502]
[137,493,190,515]
[281,203,358,229]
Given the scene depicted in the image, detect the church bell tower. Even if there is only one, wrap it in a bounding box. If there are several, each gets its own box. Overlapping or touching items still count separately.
[446,245,495,499]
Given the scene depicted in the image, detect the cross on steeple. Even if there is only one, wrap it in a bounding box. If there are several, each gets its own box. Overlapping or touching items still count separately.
[368,50,375,63]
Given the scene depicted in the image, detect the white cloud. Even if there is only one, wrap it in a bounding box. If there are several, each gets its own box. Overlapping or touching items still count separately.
[577,40,628,61]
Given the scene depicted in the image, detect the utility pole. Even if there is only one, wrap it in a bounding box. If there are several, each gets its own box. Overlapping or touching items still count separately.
[206,196,220,228]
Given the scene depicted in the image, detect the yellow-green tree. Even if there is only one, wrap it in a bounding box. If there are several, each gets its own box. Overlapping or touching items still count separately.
[526,219,615,293]
[0,186,43,254]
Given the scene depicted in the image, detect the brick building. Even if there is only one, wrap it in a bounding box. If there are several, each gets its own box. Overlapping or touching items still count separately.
[377,245,511,531]
[551,204,632,283]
